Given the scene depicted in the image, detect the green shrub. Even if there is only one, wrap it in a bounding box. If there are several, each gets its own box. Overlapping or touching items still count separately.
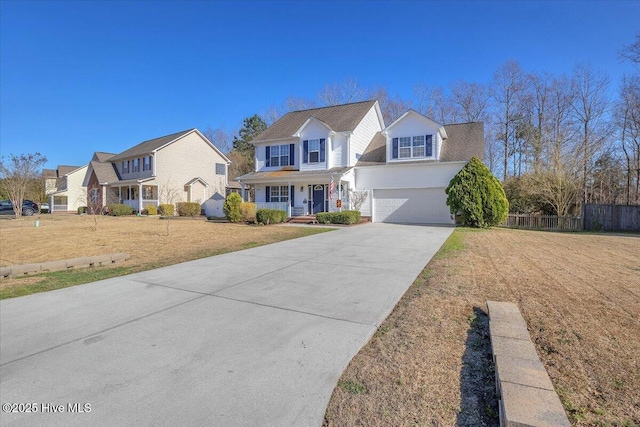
[176,202,201,217]
[159,204,175,216]
[316,210,361,224]
[224,193,243,223]
[445,157,508,228]
[77,206,88,215]
[256,208,287,224]
[145,205,158,215]
[106,203,133,216]
[240,202,257,223]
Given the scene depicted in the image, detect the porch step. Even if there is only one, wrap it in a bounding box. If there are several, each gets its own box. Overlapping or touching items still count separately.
[288,215,318,224]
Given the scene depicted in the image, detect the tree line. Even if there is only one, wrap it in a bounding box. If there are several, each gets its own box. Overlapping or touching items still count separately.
[210,33,639,217]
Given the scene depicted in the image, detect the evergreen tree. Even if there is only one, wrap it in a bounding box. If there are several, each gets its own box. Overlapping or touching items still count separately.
[232,114,267,155]
[446,157,509,227]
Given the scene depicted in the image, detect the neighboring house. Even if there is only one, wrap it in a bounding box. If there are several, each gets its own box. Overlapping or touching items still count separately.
[44,164,89,212]
[237,101,484,224]
[83,129,231,215]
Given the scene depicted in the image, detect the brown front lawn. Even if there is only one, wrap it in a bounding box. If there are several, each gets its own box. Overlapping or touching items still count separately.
[0,214,331,298]
[324,228,640,427]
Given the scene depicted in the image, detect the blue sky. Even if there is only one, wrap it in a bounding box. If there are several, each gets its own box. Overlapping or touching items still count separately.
[1,1,638,169]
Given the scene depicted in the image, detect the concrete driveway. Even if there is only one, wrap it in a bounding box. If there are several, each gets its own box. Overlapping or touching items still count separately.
[0,223,453,426]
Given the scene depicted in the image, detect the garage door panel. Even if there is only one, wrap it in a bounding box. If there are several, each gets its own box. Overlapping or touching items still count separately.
[373,188,452,224]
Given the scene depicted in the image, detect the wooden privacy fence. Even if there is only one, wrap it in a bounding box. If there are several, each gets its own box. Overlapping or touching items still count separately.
[501,214,583,231]
[583,204,640,231]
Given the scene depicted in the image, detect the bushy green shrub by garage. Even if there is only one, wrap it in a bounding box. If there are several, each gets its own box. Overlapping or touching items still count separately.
[240,202,256,223]
[445,157,508,228]
[144,205,158,215]
[224,193,243,222]
[159,204,175,216]
[176,202,201,217]
[256,208,287,224]
[316,210,361,225]
[106,203,133,216]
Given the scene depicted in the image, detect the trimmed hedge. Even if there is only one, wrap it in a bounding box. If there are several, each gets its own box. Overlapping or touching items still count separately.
[106,203,133,216]
[316,210,361,225]
[144,205,158,215]
[256,208,287,225]
[159,204,175,216]
[224,193,243,223]
[240,202,256,223]
[176,202,201,217]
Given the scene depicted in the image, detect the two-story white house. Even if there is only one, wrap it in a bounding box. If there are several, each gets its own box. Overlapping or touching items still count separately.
[237,101,484,224]
[44,164,89,213]
[83,128,231,215]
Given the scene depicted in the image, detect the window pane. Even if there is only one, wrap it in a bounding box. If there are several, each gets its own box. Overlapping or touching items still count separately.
[412,136,425,147]
[309,151,319,163]
[281,155,289,166]
[399,148,411,158]
[271,156,280,167]
[399,137,411,147]
[271,145,280,156]
[309,140,319,151]
[413,147,425,157]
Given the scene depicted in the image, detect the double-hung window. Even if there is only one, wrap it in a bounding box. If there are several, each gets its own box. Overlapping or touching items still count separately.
[308,140,320,163]
[132,158,140,173]
[392,135,433,159]
[122,161,130,174]
[266,144,292,167]
[215,163,226,175]
[269,185,289,203]
[143,156,151,171]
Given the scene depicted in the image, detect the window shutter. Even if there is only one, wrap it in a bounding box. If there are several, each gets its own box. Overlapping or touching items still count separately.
[392,138,398,159]
[265,186,270,202]
[290,185,295,207]
[265,146,271,167]
[320,138,326,162]
[289,144,295,166]
[303,140,309,164]
[426,135,433,157]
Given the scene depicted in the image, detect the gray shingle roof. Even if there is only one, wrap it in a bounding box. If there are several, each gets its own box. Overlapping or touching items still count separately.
[439,122,485,162]
[356,122,484,166]
[57,165,82,176]
[90,160,120,183]
[93,152,116,162]
[253,101,377,142]
[109,129,195,161]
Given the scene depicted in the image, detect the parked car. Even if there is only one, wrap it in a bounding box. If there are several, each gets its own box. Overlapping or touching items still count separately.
[0,199,39,216]
[40,202,50,213]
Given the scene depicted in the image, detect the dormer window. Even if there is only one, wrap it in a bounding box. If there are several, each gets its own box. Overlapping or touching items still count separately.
[303,139,326,164]
[393,135,433,159]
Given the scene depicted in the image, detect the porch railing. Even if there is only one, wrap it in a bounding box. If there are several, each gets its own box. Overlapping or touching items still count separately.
[255,202,290,217]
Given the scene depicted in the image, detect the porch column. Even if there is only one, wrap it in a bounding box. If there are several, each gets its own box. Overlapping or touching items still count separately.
[138,182,143,212]
[118,187,122,203]
[287,181,292,217]
[338,179,342,212]
[49,194,54,213]
[240,182,245,202]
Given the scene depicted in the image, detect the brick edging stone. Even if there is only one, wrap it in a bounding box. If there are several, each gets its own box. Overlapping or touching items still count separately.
[0,253,130,278]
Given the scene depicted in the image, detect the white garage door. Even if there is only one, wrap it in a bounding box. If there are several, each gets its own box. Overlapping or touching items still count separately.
[373,188,453,224]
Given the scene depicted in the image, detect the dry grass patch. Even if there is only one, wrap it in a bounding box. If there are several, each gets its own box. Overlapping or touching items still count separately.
[0,215,331,297]
[324,228,640,427]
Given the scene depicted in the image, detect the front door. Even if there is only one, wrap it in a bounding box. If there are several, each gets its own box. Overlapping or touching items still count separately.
[312,185,324,214]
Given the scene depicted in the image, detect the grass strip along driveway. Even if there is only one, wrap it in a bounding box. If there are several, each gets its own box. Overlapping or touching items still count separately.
[0,215,331,299]
[324,228,639,427]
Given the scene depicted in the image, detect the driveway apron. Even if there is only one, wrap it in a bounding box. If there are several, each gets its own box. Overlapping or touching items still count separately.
[0,223,453,426]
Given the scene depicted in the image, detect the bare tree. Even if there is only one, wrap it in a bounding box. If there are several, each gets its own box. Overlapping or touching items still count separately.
[318,78,366,106]
[158,176,180,206]
[491,60,528,180]
[570,63,611,203]
[618,31,640,64]
[349,189,369,211]
[0,152,47,218]
[203,126,233,154]
[450,80,490,123]
[616,75,640,204]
